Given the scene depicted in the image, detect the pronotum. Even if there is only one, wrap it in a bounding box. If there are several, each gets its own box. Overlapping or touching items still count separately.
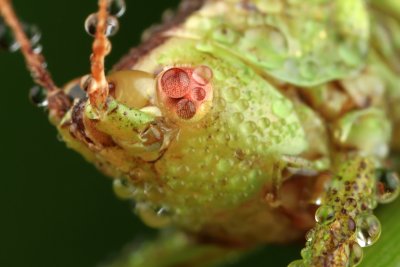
[1,0,400,266]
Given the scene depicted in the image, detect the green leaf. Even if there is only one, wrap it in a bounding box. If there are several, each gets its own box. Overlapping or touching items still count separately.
[362,197,400,267]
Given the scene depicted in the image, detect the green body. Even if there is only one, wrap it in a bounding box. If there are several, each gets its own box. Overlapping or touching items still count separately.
[55,0,400,266]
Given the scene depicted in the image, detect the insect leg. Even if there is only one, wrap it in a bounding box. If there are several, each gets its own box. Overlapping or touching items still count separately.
[289,157,399,267]
[84,98,155,142]
[0,0,70,119]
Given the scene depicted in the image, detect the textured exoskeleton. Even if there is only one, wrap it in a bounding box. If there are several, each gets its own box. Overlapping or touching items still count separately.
[1,0,400,266]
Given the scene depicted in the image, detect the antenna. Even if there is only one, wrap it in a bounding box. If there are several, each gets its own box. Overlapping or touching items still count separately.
[87,0,111,111]
[0,0,70,119]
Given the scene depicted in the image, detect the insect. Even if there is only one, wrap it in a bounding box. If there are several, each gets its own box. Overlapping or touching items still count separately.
[1,0,400,266]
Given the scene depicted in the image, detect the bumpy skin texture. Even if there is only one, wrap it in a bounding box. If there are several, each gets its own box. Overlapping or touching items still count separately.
[54,0,400,266]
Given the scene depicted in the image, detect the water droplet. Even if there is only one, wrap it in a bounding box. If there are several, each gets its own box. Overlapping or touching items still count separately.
[366,197,378,210]
[84,13,120,37]
[221,86,240,102]
[237,99,249,110]
[0,19,18,52]
[140,123,163,151]
[288,260,305,267]
[315,205,335,224]
[156,206,173,218]
[356,213,381,247]
[260,117,271,128]
[84,16,96,36]
[300,248,311,260]
[192,65,213,85]
[108,0,126,18]
[113,178,135,199]
[32,44,43,54]
[266,27,288,53]
[230,112,244,124]
[136,203,173,228]
[240,121,257,135]
[272,99,293,119]
[56,133,64,142]
[0,21,42,52]
[29,86,47,107]
[349,242,363,266]
[305,229,315,242]
[25,24,41,47]
[376,169,400,204]
[80,74,93,91]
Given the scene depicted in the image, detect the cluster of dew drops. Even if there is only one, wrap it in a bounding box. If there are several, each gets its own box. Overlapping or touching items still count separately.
[79,0,126,98]
[0,0,126,109]
[289,169,400,267]
[0,17,42,53]
[84,0,126,38]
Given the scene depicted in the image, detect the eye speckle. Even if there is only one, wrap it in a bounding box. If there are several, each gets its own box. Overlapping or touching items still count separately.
[176,99,196,119]
[192,87,207,101]
[161,68,190,98]
[157,66,214,122]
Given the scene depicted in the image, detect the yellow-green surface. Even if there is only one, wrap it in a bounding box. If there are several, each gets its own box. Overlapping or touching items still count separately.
[0,1,399,267]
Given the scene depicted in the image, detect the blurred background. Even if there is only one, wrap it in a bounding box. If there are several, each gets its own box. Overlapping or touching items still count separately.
[0,1,398,267]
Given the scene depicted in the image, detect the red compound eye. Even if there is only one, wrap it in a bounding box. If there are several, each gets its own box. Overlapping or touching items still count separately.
[176,99,196,120]
[157,66,214,122]
[161,68,190,98]
[192,87,206,101]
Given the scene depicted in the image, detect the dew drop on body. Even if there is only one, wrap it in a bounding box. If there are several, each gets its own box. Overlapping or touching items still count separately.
[376,169,400,204]
[108,0,126,18]
[356,213,381,247]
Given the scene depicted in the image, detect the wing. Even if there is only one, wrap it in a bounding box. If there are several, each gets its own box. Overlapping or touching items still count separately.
[172,0,370,87]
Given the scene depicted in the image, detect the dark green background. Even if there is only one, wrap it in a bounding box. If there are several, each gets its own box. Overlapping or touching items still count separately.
[0,1,300,267]
[1,1,399,267]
